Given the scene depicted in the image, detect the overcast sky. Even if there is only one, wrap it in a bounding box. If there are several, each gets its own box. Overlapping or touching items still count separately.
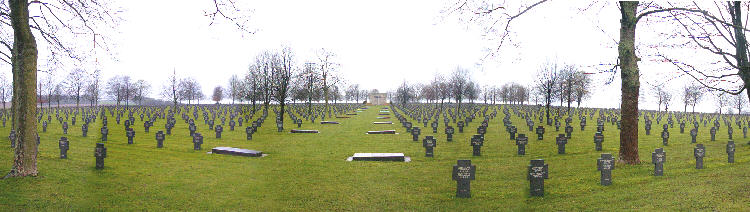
[9,0,742,113]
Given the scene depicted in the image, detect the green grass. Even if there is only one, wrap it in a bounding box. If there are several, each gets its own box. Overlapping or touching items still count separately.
[1,105,750,211]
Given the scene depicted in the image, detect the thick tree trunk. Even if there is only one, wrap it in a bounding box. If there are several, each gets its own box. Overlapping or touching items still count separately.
[618,1,641,164]
[7,0,39,177]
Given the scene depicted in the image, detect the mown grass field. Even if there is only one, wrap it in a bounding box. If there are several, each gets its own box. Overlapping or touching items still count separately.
[1,105,750,211]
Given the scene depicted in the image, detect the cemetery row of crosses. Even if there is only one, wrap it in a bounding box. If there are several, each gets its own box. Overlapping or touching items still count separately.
[4,49,749,199]
[9,98,746,198]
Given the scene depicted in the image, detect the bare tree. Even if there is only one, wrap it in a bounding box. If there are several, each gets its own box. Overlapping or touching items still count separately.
[65,68,87,108]
[716,92,730,114]
[161,68,180,108]
[298,61,320,115]
[450,66,471,117]
[0,72,10,111]
[85,69,102,106]
[179,77,202,105]
[133,79,151,106]
[652,86,672,112]
[572,70,592,108]
[228,74,242,105]
[317,48,339,114]
[106,76,125,106]
[272,46,296,122]
[212,86,224,104]
[534,61,559,124]
[244,64,262,112]
[52,83,64,108]
[734,91,747,114]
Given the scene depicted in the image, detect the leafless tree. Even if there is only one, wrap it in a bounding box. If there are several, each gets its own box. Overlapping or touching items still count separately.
[450,66,471,116]
[212,86,224,104]
[317,48,339,114]
[52,83,64,108]
[133,79,151,106]
[106,76,125,106]
[715,92,730,114]
[298,61,320,115]
[228,74,242,105]
[734,90,747,114]
[65,68,87,108]
[534,61,560,124]
[572,70,592,108]
[271,46,296,122]
[85,69,101,106]
[652,86,672,112]
[244,64,262,112]
[0,72,10,111]
[178,77,202,105]
[161,68,180,108]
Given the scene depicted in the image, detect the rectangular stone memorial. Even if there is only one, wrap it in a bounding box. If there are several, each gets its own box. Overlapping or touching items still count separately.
[211,147,263,157]
[367,130,396,134]
[291,129,319,133]
[373,122,393,124]
[351,153,405,161]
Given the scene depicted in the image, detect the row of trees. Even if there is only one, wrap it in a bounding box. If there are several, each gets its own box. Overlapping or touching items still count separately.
[533,61,593,121]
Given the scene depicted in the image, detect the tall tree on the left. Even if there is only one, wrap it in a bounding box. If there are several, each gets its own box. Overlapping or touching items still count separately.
[7,0,39,177]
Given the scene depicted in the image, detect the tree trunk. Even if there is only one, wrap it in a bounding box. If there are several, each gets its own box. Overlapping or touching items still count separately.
[7,0,39,177]
[618,1,641,164]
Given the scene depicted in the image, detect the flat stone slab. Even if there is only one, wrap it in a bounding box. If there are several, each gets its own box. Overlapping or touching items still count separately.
[336,116,351,118]
[290,129,319,133]
[373,122,393,124]
[378,113,390,115]
[346,113,358,115]
[367,130,396,134]
[379,111,390,113]
[349,153,407,162]
[320,121,340,124]
[211,147,263,157]
[376,117,390,119]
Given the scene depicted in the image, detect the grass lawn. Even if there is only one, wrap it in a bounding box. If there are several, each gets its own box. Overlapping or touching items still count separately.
[1,105,750,211]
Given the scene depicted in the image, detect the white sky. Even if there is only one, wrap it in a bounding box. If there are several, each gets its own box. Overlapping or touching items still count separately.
[9,0,743,113]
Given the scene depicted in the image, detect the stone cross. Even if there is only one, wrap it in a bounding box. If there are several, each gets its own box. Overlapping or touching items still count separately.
[527,159,549,197]
[694,144,705,169]
[156,131,165,148]
[144,121,151,133]
[476,126,486,136]
[189,124,197,137]
[536,126,544,140]
[81,124,88,137]
[470,134,483,156]
[457,121,464,133]
[230,119,236,131]
[580,119,586,131]
[597,153,615,186]
[165,123,173,135]
[452,160,476,198]
[690,128,698,143]
[509,126,517,140]
[245,126,253,140]
[710,127,716,141]
[405,122,413,133]
[565,125,573,139]
[9,130,15,148]
[193,133,203,150]
[62,122,68,134]
[516,134,528,155]
[728,127,733,140]
[431,122,438,133]
[59,137,69,159]
[744,126,747,138]
[445,126,454,142]
[594,132,604,151]
[680,122,685,133]
[652,148,666,176]
[422,136,436,157]
[556,134,567,154]
[126,128,135,144]
[95,143,107,169]
[727,140,735,163]
[100,126,108,142]
[42,121,47,132]
[215,125,223,139]
[411,127,421,141]
[645,122,651,135]
[661,129,669,146]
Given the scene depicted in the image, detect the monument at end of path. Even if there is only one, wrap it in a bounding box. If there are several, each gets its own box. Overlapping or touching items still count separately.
[368,92,388,105]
